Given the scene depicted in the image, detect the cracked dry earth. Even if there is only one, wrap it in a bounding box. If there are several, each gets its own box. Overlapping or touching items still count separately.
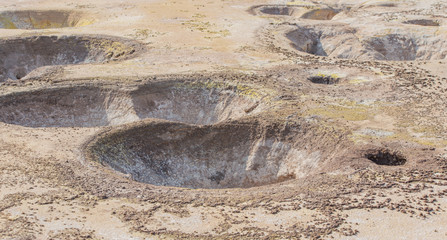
[1,0,447,239]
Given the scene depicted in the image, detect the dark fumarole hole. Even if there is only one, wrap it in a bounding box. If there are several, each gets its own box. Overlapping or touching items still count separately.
[366,149,407,166]
[308,75,339,84]
[209,171,226,184]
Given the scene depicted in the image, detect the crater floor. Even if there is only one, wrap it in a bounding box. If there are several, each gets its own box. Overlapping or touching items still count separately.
[0,0,447,239]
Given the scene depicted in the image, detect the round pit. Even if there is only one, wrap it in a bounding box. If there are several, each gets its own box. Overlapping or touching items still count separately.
[308,75,339,84]
[364,34,417,60]
[0,35,139,81]
[403,19,440,27]
[86,120,336,189]
[365,149,407,166]
[258,5,296,16]
[286,27,326,56]
[300,9,339,20]
[249,5,299,16]
[0,82,263,128]
[250,5,339,20]
[0,10,94,29]
[286,27,446,60]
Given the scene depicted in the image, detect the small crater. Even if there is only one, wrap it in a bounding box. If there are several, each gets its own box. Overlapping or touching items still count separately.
[365,34,417,60]
[300,9,339,20]
[0,10,95,29]
[377,3,397,7]
[249,5,339,20]
[365,149,407,166]
[403,19,440,27]
[249,5,299,16]
[260,6,295,16]
[358,2,397,8]
[308,75,339,84]
[286,27,326,56]
[369,3,397,8]
[284,27,445,60]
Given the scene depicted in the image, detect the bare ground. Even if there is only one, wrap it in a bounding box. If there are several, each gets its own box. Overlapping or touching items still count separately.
[1,0,447,239]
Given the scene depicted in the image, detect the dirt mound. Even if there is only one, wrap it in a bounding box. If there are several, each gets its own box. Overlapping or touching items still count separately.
[86,120,340,189]
[0,82,263,127]
[0,35,139,81]
[0,10,94,29]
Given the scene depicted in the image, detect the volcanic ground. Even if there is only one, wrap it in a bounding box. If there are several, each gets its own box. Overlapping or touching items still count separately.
[1,0,447,239]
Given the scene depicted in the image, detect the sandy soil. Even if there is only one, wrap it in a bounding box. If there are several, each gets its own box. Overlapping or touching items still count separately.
[1,0,447,239]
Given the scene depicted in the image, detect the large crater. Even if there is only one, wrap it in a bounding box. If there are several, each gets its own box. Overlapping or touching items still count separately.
[86,120,337,189]
[0,10,94,29]
[0,82,264,128]
[286,26,447,60]
[0,35,139,81]
[249,5,339,20]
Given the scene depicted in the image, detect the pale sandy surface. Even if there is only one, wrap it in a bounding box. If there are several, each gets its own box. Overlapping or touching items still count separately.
[0,0,447,239]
